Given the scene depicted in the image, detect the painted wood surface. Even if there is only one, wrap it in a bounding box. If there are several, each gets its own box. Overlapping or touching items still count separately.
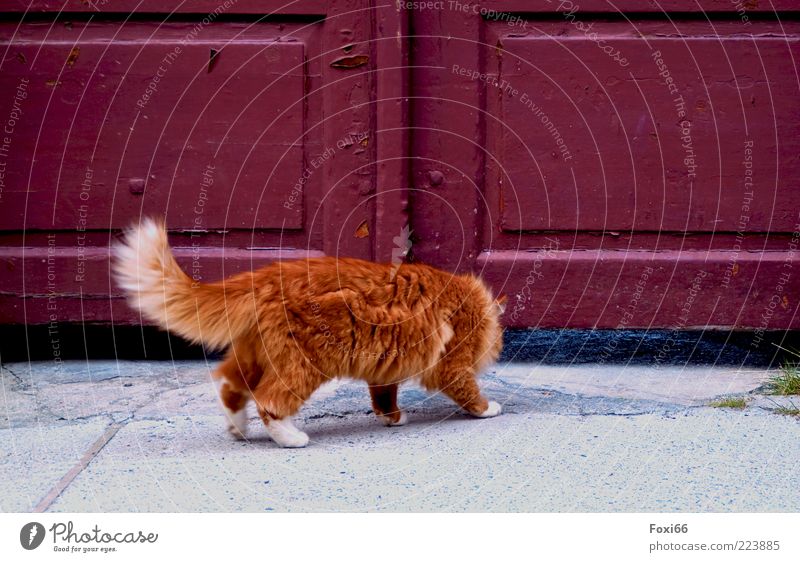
[1,3,798,329]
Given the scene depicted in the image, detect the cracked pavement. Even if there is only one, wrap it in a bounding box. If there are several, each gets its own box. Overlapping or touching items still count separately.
[2,360,799,512]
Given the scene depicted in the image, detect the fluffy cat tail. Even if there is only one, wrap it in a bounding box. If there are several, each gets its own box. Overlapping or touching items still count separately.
[114,218,257,350]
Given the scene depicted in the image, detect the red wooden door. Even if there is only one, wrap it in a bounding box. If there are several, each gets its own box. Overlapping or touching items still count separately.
[2,1,799,332]
[409,1,800,330]
[0,1,407,324]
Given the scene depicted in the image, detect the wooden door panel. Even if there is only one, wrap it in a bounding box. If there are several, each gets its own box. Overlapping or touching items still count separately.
[5,1,328,13]
[493,29,800,233]
[481,0,800,10]
[477,249,798,329]
[410,7,800,330]
[0,24,305,231]
[3,1,799,332]
[0,1,408,324]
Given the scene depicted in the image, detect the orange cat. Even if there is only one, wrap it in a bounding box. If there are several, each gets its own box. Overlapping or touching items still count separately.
[114,219,505,447]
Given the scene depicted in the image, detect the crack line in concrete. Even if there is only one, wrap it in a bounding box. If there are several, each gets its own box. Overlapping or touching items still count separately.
[33,422,124,513]
[1,365,24,385]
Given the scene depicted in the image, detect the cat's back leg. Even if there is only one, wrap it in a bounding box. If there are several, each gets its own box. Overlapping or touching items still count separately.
[424,367,502,418]
[369,383,408,426]
[213,353,254,440]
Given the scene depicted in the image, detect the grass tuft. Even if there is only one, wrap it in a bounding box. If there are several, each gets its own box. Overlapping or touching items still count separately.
[709,397,747,409]
[765,396,800,417]
[775,406,800,417]
[765,363,800,395]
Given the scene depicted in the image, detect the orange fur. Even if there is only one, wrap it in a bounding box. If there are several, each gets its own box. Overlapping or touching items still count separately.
[114,219,504,447]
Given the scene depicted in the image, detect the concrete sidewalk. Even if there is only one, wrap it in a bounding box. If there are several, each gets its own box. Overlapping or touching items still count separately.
[2,360,798,512]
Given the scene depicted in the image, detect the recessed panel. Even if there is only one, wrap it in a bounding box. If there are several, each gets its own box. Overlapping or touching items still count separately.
[495,33,800,232]
[0,24,305,231]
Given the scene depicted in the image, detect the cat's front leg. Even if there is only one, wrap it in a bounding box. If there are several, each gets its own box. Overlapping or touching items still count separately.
[259,413,310,448]
[437,372,502,418]
[253,367,321,448]
[369,383,408,426]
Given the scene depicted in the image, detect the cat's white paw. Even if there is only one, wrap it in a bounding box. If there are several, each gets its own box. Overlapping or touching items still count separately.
[474,401,502,418]
[380,411,408,426]
[274,431,309,448]
[267,418,310,448]
[225,408,248,440]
